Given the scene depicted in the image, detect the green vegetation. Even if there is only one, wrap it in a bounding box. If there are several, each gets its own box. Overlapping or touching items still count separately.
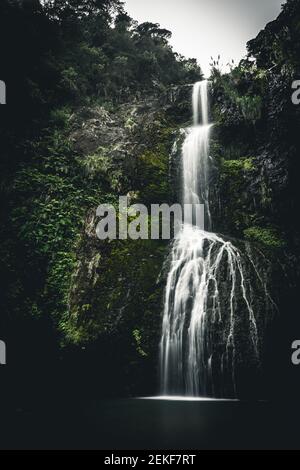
[243,227,285,249]
[211,0,300,248]
[132,330,148,358]
[221,158,255,174]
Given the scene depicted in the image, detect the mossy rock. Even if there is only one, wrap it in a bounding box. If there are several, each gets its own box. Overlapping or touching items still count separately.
[244,226,285,249]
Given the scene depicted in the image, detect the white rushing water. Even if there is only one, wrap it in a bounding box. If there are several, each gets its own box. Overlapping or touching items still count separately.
[182,124,212,228]
[193,80,209,126]
[160,81,259,397]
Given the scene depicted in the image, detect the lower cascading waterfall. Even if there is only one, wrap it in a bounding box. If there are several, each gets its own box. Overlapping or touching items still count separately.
[160,225,259,397]
[159,80,270,398]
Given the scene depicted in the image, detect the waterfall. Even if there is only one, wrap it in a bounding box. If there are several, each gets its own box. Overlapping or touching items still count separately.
[182,124,212,228]
[159,81,260,397]
[193,80,209,126]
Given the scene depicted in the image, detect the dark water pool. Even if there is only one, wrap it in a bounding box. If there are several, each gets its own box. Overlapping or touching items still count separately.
[0,397,299,449]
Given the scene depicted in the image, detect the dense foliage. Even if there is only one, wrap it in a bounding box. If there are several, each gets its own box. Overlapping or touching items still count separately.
[0,0,200,167]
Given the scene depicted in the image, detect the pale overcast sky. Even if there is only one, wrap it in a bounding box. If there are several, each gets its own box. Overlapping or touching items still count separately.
[124,0,286,77]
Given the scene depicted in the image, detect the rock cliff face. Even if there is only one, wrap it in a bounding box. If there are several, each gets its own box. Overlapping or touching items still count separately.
[64,81,291,398]
[61,92,190,395]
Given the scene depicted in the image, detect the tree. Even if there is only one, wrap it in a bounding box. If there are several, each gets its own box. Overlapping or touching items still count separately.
[43,0,122,21]
[135,22,172,42]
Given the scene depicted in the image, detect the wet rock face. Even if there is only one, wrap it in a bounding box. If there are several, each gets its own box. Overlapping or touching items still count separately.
[69,106,125,156]
[68,84,193,156]
[168,128,186,202]
[202,238,280,399]
[63,90,191,394]
[160,84,192,124]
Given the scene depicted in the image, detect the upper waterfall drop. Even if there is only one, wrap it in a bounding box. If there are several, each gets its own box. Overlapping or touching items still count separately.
[183,80,212,230]
[193,80,209,126]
